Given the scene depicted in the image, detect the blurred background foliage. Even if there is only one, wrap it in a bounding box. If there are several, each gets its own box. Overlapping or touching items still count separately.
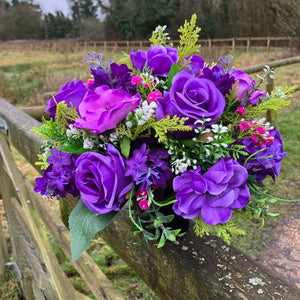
[0,0,299,41]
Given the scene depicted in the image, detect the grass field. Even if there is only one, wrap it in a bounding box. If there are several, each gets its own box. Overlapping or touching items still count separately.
[0,47,299,299]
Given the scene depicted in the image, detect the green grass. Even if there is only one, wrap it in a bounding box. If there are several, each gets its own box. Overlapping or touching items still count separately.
[1,47,299,298]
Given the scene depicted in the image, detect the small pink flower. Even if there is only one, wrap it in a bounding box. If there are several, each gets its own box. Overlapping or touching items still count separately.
[236,107,246,115]
[147,90,162,103]
[136,188,148,199]
[255,126,266,135]
[86,79,94,89]
[248,121,258,127]
[259,140,267,148]
[265,135,274,146]
[239,121,250,132]
[251,134,259,143]
[138,198,150,210]
[131,75,143,85]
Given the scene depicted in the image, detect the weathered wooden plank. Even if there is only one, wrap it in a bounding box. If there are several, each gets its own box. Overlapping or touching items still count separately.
[23,180,124,300]
[0,133,87,300]
[241,56,300,74]
[0,215,8,283]
[0,155,59,299]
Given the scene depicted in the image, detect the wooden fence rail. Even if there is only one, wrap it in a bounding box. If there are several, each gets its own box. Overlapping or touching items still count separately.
[0,57,300,299]
[0,36,299,53]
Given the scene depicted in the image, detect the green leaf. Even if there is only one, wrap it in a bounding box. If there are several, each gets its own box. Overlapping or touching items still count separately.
[166,63,181,90]
[69,199,118,261]
[120,136,130,158]
[60,143,87,155]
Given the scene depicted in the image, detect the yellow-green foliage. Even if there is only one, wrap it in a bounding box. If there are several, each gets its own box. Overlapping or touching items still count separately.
[118,116,192,144]
[55,100,79,132]
[35,153,50,170]
[149,26,165,46]
[245,85,297,120]
[177,14,201,67]
[193,214,245,244]
[118,52,134,70]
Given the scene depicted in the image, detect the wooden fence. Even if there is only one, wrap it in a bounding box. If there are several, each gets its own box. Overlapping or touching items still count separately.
[0,57,300,299]
[0,37,299,53]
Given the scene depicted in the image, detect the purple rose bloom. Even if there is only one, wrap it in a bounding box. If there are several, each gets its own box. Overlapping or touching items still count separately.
[130,45,178,77]
[184,55,204,77]
[156,71,225,126]
[34,149,79,198]
[173,158,250,225]
[46,79,88,119]
[74,85,141,134]
[231,70,266,105]
[75,144,133,214]
[235,127,285,182]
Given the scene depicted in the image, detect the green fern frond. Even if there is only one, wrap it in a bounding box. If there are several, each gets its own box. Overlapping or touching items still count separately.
[193,214,245,244]
[56,101,79,132]
[131,116,191,144]
[32,117,65,142]
[177,14,201,67]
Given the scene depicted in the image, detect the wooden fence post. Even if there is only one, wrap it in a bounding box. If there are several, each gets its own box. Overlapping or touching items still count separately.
[247,38,250,53]
[232,38,236,52]
[208,39,212,51]
[267,37,271,53]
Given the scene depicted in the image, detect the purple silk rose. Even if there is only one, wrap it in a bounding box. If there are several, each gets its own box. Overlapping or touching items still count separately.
[231,70,266,105]
[156,71,225,125]
[130,45,178,77]
[46,79,88,119]
[236,127,285,182]
[74,85,141,134]
[173,158,250,225]
[75,144,133,214]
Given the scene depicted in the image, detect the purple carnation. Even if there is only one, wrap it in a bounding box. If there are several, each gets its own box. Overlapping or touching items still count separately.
[235,127,285,181]
[46,79,88,120]
[231,70,266,105]
[173,158,250,225]
[75,144,133,214]
[125,144,172,190]
[34,149,79,198]
[156,71,225,126]
[130,45,178,77]
[74,85,141,134]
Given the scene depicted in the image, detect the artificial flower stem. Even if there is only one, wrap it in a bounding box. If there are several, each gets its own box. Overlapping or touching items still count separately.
[250,183,300,202]
[243,147,267,167]
[147,190,176,207]
[128,185,143,232]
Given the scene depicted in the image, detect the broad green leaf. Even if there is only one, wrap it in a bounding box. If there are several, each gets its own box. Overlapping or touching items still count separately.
[69,199,118,261]
[120,136,130,158]
[61,143,87,155]
[166,63,181,90]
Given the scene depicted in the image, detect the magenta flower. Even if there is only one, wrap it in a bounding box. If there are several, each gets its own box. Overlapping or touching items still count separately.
[236,107,246,115]
[173,158,250,225]
[74,85,141,134]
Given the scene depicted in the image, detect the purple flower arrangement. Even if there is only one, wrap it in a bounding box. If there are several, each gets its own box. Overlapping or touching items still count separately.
[33,16,297,259]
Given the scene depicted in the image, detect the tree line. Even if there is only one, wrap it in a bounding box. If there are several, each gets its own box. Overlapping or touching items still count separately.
[0,0,299,42]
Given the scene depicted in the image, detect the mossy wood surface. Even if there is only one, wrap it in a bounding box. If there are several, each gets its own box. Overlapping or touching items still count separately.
[1,97,300,299]
[0,130,123,300]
